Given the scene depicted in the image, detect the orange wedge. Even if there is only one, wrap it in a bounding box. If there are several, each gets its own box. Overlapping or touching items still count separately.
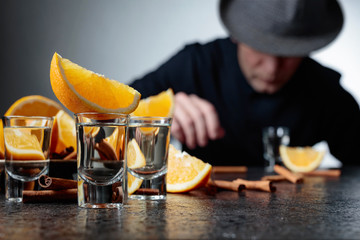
[5,95,64,117]
[0,122,4,159]
[132,89,174,117]
[50,110,77,154]
[4,128,45,160]
[104,127,125,160]
[50,52,141,114]
[126,139,146,195]
[79,117,100,137]
[280,145,325,173]
[167,144,212,193]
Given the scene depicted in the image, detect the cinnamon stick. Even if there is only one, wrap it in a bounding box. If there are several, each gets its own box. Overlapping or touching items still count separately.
[38,175,77,190]
[233,178,276,192]
[212,166,248,174]
[63,151,77,160]
[95,141,118,160]
[135,188,160,195]
[261,175,287,182]
[24,181,36,190]
[112,186,123,203]
[51,146,75,159]
[207,179,246,192]
[22,189,77,203]
[274,165,303,184]
[302,169,341,177]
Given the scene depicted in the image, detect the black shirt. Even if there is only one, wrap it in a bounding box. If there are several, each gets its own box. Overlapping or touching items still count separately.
[130,38,360,166]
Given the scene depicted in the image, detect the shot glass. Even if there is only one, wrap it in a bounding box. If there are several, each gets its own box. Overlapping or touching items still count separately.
[75,112,128,208]
[3,116,53,202]
[262,126,290,172]
[125,116,172,200]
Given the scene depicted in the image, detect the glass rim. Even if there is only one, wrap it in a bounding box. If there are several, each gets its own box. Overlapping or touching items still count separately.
[2,115,54,120]
[129,116,172,121]
[74,112,129,117]
[128,116,172,125]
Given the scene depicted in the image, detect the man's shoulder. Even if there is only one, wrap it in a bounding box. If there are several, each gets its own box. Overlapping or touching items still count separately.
[301,58,359,106]
[302,58,341,84]
[181,37,236,55]
[182,37,232,47]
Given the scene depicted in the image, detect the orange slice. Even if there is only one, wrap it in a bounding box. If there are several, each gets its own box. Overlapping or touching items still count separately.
[4,128,45,160]
[280,145,325,173]
[1,95,63,159]
[0,122,4,159]
[80,117,100,137]
[5,95,64,117]
[167,144,212,193]
[132,89,174,117]
[50,52,141,114]
[50,110,77,154]
[84,126,100,137]
[104,127,125,159]
[77,175,85,203]
[126,139,146,195]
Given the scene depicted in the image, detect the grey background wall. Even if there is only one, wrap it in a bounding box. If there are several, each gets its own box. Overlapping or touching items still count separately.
[1,0,359,115]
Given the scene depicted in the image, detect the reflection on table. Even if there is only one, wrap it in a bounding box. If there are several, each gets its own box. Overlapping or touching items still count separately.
[0,166,360,240]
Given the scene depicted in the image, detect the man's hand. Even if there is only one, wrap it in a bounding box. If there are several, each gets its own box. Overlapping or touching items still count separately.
[171,92,225,149]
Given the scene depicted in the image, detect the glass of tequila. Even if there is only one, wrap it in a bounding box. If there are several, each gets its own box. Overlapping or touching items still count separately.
[75,112,128,208]
[3,116,53,202]
[262,126,290,172]
[125,116,172,200]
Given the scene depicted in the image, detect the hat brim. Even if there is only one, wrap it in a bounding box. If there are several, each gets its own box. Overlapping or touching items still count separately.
[220,0,344,56]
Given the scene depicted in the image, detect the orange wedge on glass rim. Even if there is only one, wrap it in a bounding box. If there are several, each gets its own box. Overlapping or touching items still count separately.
[132,88,174,134]
[50,52,141,114]
[167,144,212,193]
[132,88,174,117]
[4,128,45,160]
[280,145,325,173]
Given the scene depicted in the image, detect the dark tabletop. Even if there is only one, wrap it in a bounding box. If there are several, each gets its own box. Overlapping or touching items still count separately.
[0,166,360,240]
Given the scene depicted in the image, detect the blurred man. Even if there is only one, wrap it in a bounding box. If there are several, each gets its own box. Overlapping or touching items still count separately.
[130,0,360,166]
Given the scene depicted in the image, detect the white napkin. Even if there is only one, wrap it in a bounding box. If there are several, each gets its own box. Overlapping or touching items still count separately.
[313,141,342,169]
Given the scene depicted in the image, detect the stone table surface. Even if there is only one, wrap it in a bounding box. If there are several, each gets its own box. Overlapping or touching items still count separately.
[0,166,360,240]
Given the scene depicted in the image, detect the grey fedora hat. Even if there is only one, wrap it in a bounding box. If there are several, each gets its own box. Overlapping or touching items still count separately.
[219,0,344,56]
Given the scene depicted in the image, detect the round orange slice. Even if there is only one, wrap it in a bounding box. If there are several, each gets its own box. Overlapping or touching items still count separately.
[132,89,174,117]
[1,95,64,159]
[167,144,212,193]
[50,110,77,154]
[280,145,325,173]
[126,139,146,195]
[4,128,45,160]
[5,95,64,117]
[50,52,141,114]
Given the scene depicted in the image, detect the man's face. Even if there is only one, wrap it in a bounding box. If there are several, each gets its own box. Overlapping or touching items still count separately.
[237,43,303,94]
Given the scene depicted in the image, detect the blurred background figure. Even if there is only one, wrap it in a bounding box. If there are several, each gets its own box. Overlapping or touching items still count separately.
[130,0,360,166]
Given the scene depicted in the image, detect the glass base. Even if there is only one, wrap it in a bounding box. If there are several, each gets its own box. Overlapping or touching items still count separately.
[6,197,23,203]
[264,164,275,173]
[77,176,124,209]
[128,175,166,200]
[78,203,122,209]
[129,194,166,200]
[5,171,24,203]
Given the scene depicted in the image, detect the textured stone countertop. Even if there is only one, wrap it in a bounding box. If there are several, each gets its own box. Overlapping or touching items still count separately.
[1,166,360,240]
